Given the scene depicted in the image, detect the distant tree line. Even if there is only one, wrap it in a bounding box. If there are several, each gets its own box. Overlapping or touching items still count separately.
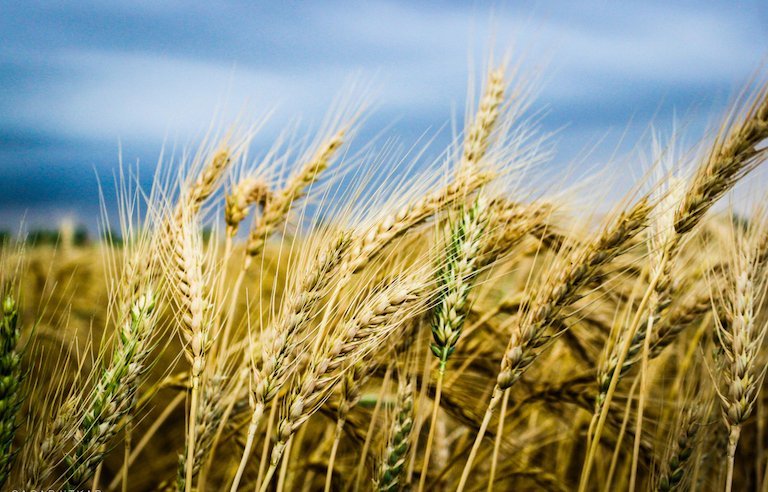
[0,225,220,248]
[0,227,122,247]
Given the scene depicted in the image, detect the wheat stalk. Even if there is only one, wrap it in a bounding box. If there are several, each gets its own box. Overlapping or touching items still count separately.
[457,197,652,491]
[175,375,226,492]
[244,130,344,259]
[166,214,211,492]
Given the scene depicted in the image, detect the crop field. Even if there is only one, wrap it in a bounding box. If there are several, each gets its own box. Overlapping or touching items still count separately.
[1,63,768,492]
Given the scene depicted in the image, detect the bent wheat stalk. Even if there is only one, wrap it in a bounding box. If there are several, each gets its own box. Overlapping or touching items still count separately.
[260,276,425,492]
[457,197,652,492]
[229,234,350,492]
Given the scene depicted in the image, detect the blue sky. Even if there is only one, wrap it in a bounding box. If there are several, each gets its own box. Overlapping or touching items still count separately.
[1,1,766,230]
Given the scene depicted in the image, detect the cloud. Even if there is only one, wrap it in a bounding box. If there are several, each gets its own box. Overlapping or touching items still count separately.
[0,1,765,226]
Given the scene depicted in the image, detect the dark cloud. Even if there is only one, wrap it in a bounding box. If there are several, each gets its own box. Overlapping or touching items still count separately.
[0,1,765,229]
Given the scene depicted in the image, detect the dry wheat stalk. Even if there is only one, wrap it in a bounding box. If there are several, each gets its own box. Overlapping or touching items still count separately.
[457,197,652,492]
[477,199,554,267]
[498,198,652,391]
[229,233,350,492]
[346,171,492,275]
[175,375,226,491]
[323,362,366,492]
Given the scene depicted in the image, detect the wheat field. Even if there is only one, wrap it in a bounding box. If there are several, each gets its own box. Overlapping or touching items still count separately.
[2,62,768,492]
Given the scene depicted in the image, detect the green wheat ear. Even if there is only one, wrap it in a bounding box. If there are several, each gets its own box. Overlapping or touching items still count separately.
[377,379,414,492]
[0,295,22,488]
[430,197,488,372]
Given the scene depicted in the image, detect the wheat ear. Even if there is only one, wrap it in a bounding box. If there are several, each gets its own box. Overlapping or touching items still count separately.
[715,224,768,492]
[167,215,210,492]
[656,406,703,492]
[176,147,232,220]
[675,84,768,234]
[214,175,270,356]
[24,396,77,488]
[260,277,424,492]
[377,378,414,492]
[244,130,344,259]
[65,290,156,488]
[0,295,22,488]
[228,233,350,492]
[225,176,270,238]
[460,67,506,179]
[419,197,487,491]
